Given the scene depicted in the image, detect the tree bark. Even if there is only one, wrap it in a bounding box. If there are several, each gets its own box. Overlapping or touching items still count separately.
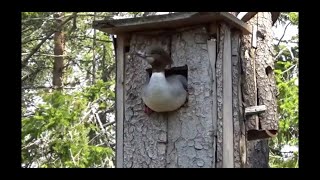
[92,12,97,84]
[123,26,215,168]
[52,13,65,89]
[167,27,214,168]
[240,12,277,168]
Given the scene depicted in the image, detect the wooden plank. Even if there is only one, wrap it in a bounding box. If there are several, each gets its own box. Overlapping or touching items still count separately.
[238,61,247,167]
[115,35,125,168]
[222,25,234,168]
[271,12,280,25]
[251,34,259,129]
[237,12,258,22]
[237,12,248,19]
[215,25,223,168]
[231,31,242,168]
[218,12,252,34]
[93,12,251,35]
[245,105,266,116]
[207,38,217,168]
[252,25,257,48]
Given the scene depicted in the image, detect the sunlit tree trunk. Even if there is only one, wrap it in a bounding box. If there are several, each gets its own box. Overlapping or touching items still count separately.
[52,12,65,89]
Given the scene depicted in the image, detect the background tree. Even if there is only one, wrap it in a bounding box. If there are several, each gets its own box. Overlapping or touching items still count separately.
[269,12,299,168]
[22,12,117,168]
[21,12,164,168]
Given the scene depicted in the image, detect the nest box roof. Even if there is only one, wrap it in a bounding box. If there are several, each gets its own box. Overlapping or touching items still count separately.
[237,12,280,25]
[92,12,253,35]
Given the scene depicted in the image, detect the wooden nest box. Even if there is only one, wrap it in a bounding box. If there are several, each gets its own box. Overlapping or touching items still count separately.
[93,12,279,168]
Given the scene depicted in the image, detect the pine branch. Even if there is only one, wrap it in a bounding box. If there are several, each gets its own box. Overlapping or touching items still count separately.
[22,37,54,44]
[22,53,69,58]
[103,121,115,127]
[22,12,77,69]
[22,68,41,82]
[68,35,113,43]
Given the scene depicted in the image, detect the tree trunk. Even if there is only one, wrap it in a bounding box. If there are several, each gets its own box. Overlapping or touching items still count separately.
[92,12,97,84]
[239,12,277,168]
[52,13,65,89]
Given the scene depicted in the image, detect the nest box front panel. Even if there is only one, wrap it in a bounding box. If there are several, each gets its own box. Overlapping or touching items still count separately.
[122,26,216,168]
[166,27,215,168]
[123,34,171,168]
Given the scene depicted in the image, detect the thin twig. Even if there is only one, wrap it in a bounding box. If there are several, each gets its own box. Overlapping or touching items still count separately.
[282,64,297,75]
[277,22,291,46]
[104,105,115,114]
[22,68,41,82]
[22,113,35,117]
[274,47,289,60]
[69,131,73,140]
[88,131,104,144]
[92,12,97,84]
[22,17,56,22]
[71,14,77,31]
[72,59,95,76]
[286,44,295,60]
[103,121,115,127]
[80,103,92,123]
[22,53,69,58]
[22,140,39,150]
[69,148,76,165]
[68,35,112,43]
[22,27,33,33]
[101,45,106,81]
[22,85,76,90]
[74,149,83,162]
[94,112,105,132]
[65,13,111,18]
[22,37,54,44]
[274,38,298,44]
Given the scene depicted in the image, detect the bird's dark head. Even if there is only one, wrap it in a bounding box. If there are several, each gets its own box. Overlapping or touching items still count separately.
[136,47,172,72]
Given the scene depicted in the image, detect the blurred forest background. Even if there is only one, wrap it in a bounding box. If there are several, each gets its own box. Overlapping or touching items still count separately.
[21,12,298,168]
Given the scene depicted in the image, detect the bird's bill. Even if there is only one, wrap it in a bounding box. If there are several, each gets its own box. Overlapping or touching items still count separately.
[145,56,155,64]
[134,51,146,58]
[134,51,154,64]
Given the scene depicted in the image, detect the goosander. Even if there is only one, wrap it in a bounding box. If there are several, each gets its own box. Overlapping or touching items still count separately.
[135,47,188,114]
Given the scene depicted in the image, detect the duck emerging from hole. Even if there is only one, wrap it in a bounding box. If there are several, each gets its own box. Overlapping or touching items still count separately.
[135,47,188,115]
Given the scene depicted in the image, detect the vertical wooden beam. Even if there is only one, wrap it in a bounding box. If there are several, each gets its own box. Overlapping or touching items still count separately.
[207,38,217,168]
[231,31,240,168]
[252,25,257,48]
[222,25,234,168]
[238,62,247,167]
[116,35,125,168]
[215,24,223,168]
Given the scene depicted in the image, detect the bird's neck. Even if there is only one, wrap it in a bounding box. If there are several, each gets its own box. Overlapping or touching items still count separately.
[149,71,167,85]
[151,66,166,73]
